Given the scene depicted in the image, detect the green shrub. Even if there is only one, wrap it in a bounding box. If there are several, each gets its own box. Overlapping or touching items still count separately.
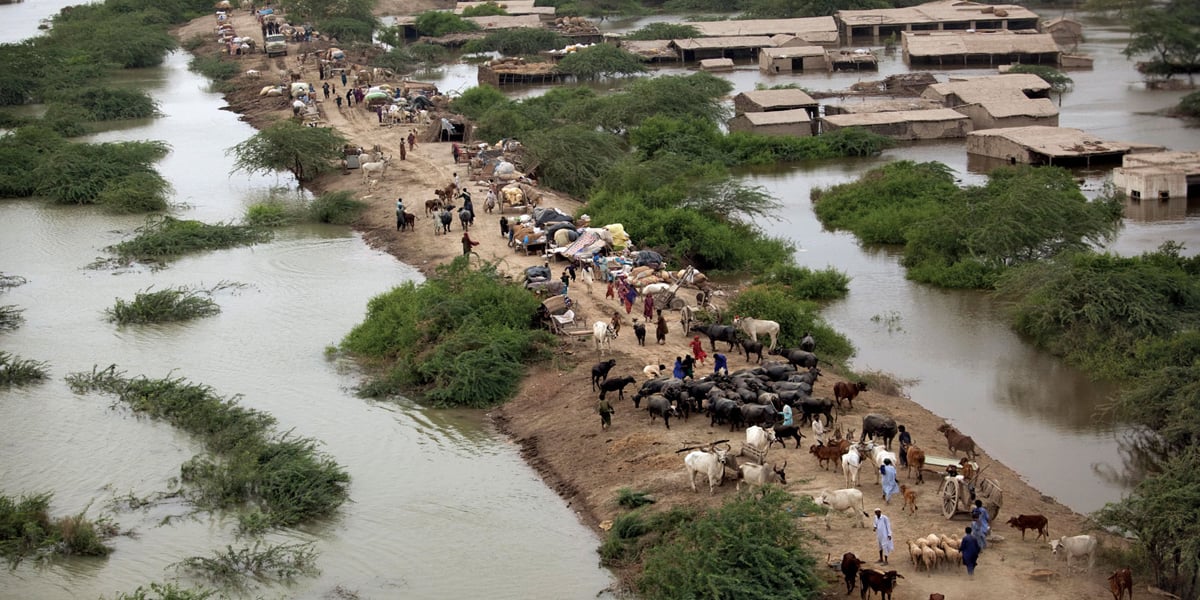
[813,160,956,245]
[623,22,700,40]
[461,1,508,16]
[524,125,625,197]
[728,285,855,361]
[341,258,552,407]
[1177,90,1200,118]
[106,286,221,325]
[451,85,511,120]
[182,34,210,51]
[96,171,171,213]
[309,190,366,225]
[0,351,50,387]
[104,582,218,600]
[67,87,160,120]
[413,11,480,37]
[555,44,647,81]
[172,541,318,586]
[461,28,567,55]
[752,264,850,301]
[188,54,238,82]
[244,201,295,227]
[107,216,271,264]
[319,17,377,43]
[0,492,113,564]
[34,139,169,204]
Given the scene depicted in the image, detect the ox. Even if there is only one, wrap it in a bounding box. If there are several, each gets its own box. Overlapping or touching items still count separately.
[841,552,866,595]
[817,488,869,529]
[1108,567,1133,600]
[684,444,731,494]
[591,359,616,391]
[1006,514,1049,541]
[859,442,898,485]
[733,316,780,350]
[360,156,391,183]
[858,569,904,600]
[1050,535,1097,573]
[834,381,867,411]
[937,423,978,459]
[745,425,775,456]
[842,446,863,488]
[593,321,616,355]
[736,461,786,491]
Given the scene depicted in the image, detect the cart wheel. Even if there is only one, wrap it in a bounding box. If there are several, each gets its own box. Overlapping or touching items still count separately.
[669,297,686,310]
[941,477,958,519]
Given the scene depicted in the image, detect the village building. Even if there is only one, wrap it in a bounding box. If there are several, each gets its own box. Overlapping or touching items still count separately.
[689,16,839,46]
[922,74,1058,129]
[1112,151,1200,200]
[617,39,677,62]
[822,98,943,116]
[477,58,566,86]
[821,108,973,140]
[733,89,820,120]
[671,36,774,61]
[837,0,1040,42]
[728,109,814,137]
[463,14,544,31]
[758,46,826,73]
[699,57,735,72]
[902,29,1060,67]
[966,126,1161,166]
[1041,17,1083,48]
[826,48,879,71]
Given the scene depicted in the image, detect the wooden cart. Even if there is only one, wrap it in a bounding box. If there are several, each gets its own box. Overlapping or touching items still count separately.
[940,473,1002,521]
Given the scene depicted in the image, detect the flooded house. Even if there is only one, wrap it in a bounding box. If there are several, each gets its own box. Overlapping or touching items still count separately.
[759,46,827,73]
[728,109,814,137]
[966,126,1161,166]
[922,74,1058,129]
[733,89,820,120]
[822,97,943,116]
[699,57,735,72]
[902,29,1061,67]
[1113,151,1200,200]
[821,108,973,140]
[671,36,774,61]
[689,16,839,46]
[837,0,1040,42]
[618,39,678,62]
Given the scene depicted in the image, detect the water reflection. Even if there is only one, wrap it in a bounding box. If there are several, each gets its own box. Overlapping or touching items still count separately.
[1123,195,1195,222]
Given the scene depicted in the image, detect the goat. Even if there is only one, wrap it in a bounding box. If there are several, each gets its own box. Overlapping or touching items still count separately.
[900,484,917,515]
[684,444,731,494]
[937,423,978,459]
[591,359,616,392]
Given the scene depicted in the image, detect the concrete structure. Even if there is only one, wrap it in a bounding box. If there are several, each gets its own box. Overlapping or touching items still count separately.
[838,0,1040,42]
[823,98,943,115]
[922,74,1057,129]
[733,89,820,120]
[728,109,814,137]
[618,39,677,62]
[1113,151,1200,200]
[699,57,735,71]
[759,46,826,73]
[671,36,774,60]
[821,108,973,140]
[690,17,839,46]
[1041,17,1083,48]
[966,126,1161,166]
[455,1,556,18]
[902,29,1060,67]
[827,48,879,71]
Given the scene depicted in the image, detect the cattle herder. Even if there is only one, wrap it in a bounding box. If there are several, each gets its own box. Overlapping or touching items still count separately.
[596,397,614,431]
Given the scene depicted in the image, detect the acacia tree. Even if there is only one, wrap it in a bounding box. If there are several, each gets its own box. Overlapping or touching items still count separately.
[555,44,647,81]
[1123,0,1200,80]
[229,121,346,183]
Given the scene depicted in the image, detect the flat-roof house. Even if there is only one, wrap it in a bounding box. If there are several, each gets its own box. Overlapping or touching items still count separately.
[922,74,1058,129]
[821,108,973,140]
[902,29,1060,67]
[728,109,814,137]
[837,0,1040,42]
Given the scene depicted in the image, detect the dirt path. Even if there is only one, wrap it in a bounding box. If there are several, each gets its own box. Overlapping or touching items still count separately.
[177,8,1123,599]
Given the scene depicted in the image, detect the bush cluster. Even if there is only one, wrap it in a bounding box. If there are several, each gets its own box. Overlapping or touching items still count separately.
[106,216,271,265]
[106,286,222,325]
[728,285,855,361]
[0,351,50,388]
[0,492,113,565]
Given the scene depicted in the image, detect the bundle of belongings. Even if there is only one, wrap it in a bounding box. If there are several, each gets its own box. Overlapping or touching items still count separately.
[524,264,563,294]
[510,215,548,250]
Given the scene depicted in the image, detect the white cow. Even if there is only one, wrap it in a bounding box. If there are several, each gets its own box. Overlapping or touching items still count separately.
[860,442,898,484]
[684,446,730,494]
[736,461,786,491]
[593,321,614,355]
[361,157,391,183]
[1050,535,1097,573]
[841,447,863,488]
[734,316,781,350]
[745,425,775,457]
[816,488,869,529]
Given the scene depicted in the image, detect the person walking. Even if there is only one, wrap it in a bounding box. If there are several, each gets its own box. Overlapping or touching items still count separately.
[655,309,668,344]
[399,142,406,161]
[408,130,416,151]
[781,401,793,427]
[322,82,330,99]
[341,70,348,86]
[873,508,893,565]
[643,293,655,324]
[713,352,728,376]
[681,355,695,380]
[345,88,353,107]
[812,417,826,445]
[971,499,991,549]
[689,335,707,365]
[960,526,981,575]
[597,397,614,431]
[672,357,685,380]
[880,459,900,504]
[898,425,912,467]
[560,270,570,295]
[396,197,405,230]
[334,96,342,110]
[461,231,479,256]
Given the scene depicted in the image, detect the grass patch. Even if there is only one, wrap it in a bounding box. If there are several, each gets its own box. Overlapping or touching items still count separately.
[341,258,554,407]
[95,171,171,214]
[66,366,350,530]
[309,190,367,225]
[188,54,238,82]
[106,216,271,265]
[752,264,850,301]
[616,488,655,509]
[0,493,114,565]
[244,190,367,226]
[171,541,318,587]
[106,285,229,325]
[0,351,50,387]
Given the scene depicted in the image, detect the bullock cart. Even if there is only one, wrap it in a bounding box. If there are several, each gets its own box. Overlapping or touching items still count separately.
[539,295,591,338]
[940,473,1002,521]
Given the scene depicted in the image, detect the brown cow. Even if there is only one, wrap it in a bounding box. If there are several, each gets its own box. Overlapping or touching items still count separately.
[1006,514,1050,541]
[1107,567,1132,600]
[858,569,904,600]
[834,380,867,410]
[841,552,866,595]
[900,484,918,515]
[937,423,978,459]
[906,445,926,484]
[809,443,841,470]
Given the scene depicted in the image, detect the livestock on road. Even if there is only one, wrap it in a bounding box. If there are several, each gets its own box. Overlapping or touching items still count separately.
[834,380,867,410]
[858,569,904,600]
[816,488,869,529]
[591,359,616,392]
[736,461,786,491]
[593,321,616,355]
[690,323,738,352]
[1050,535,1097,573]
[1006,514,1049,541]
[684,444,731,494]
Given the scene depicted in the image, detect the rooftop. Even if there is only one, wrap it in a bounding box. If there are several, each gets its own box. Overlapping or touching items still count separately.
[619,39,676,59]
[464,14,544,30]
[838,0,1040,27]
[926,75,1057,117]
[736,88,819,107]
[824,108,970,126]
[967,126,1157,157]
[454,1,555,15]
[902,29,1059,57]
[760,45,826,58]
[827,98,944,113]
[672,36,775,50]
[737,109,813,125]
[690,16,838,37]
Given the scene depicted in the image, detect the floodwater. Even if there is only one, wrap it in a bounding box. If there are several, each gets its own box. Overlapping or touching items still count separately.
[414,11,1198,512]
[0,13,614,600]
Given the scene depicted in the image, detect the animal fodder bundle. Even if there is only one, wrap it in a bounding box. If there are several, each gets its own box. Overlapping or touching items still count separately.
[106,286,221,325]
[0,351,49,387]
[66,367,349,529]
[107,216,271,264]
[172,541,318,587]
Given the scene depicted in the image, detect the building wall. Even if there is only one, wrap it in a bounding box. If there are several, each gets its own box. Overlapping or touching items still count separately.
[1113,169,1188,199]
[966,135,1035,163]
[728,117,811,137]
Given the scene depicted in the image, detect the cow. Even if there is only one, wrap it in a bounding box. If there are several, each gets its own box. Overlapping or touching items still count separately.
[1107,567,1133,600]
[859,442,898,485]
[858,569,904,600]
[398,211,417,232]
[593,321,615,355]
[861,414,898,450]
[740,338,764,363]
[633,321,646,346]
[645,394,678,429]
[798,396,835,427]
[598,376,636,403]
[736,461,786,491]
[745,425,775,455]
[906,445,926,484]
[816,488,869,529]
[834,381,867,410]
[900,484,917,515]
[733,316,780,350]
[1050,535,1097,573]
[690,323,738,352]
[841,552,866,595]
[769,347,818,369]
[800,331,815,352]
[842,446,863,488]
[769,423,805,449]
[809,443,842,470]
[1006,514,1049,541]
[591,359,617,392]
[937,423,978,459]
[684,444,731,494]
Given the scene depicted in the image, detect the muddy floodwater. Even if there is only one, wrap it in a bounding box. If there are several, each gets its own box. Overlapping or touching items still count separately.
[0,13,614,597]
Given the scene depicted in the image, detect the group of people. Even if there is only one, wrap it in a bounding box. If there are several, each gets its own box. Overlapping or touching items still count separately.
[873,497,987,575]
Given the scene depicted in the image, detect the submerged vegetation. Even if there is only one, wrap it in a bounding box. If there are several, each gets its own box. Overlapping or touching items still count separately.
[106,285,227,325]
[341,258,553,407]
[0,351,50,387]
[172,541,319,586]
[66,367,350,530]
[0,492,114,565]
[0,305,23,332]
[103,583,219,600]
[106,216,271,265]
[229,120,348,183]
[245,190,367,226]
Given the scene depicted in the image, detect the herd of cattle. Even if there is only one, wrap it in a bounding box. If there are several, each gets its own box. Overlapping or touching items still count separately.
[588,349,1136,599]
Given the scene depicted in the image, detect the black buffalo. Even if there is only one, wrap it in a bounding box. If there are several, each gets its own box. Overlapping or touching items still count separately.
[633,377,682,408]
[740,338,764,363]
[861,414,898,450]
[598,376,637,403]
[798,396,834,427]
[770,423,805,449]
[769,347,818,369]
[591,359,616,392]
[691,323,739,352]
[645,394,678,429]
[740,403,778,428]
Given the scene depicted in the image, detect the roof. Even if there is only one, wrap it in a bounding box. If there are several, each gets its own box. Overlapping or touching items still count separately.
[838,0,1040,27]
[464,14,544,30]
[1120,151,1200,171]
[967,126,1146,157]
[672,36,775,50]
[619,39,676,59]
[736,89,818,108]
[690,16,837,37]
[700,58,735,68]
[736,109,813,125]
[926,75,1057,118]
[934,73,1051,94]
[827,98,943,113]
[823,108,970,126]
[760,45,826,58]
[903,30,1060,57]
